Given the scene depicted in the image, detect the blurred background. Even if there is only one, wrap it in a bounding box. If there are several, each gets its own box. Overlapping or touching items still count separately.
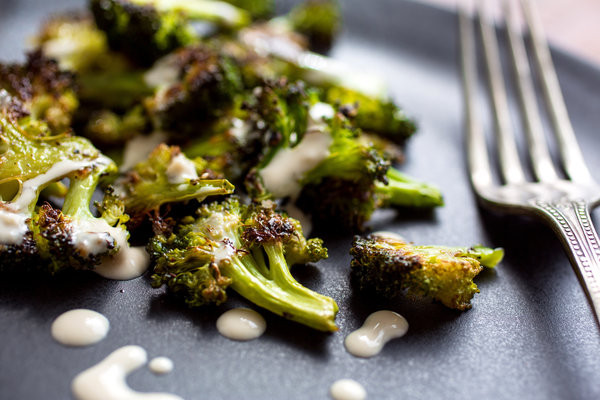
[426,0,600,65]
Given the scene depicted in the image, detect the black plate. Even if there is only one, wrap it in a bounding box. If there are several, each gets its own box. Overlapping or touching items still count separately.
[1,1,600,399]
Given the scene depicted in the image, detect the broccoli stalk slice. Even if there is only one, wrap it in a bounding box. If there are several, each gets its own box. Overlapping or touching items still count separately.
[375,168,444,208]
[350,234,504,310]
[224,243,338,332]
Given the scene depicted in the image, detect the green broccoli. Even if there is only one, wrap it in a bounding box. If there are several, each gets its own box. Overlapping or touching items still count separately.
[222,0,274,20]
[90,0,250,66]
[0,51,78,133]
[0,93,134,274]
[149,197,338,331]
[350,233,504,310]
[111,144,235,220]
[286,0,341,51]
[323,86,417,143]
[144,45,243,133]
[247,100,441,230]
[33,12,110,72]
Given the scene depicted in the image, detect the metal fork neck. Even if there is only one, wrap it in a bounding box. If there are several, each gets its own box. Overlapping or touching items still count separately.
[535,200,600,326]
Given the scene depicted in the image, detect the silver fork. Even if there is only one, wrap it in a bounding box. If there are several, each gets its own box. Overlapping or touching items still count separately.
[459,0,600,325]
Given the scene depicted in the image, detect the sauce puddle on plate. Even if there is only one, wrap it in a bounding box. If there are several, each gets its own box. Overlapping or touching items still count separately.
[344,310,409,358]
[51,309,109,347]
[216,308,266,341]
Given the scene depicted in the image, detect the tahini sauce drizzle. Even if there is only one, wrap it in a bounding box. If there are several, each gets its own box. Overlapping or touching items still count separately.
[0,159,102,245]
[259,102,334,199]
[51,309,109,346]
[149,357,174,375]
[216,308,266,341]
[165,153,198,184]
[344,310,409,358]
[329,379,367,400]
[120,131,168,172]
[71,345,183,400]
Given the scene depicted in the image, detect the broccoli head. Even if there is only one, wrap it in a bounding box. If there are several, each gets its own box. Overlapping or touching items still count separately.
[111,144,234,220]
[324,86,417,143]
[90,0,252,66]
[287,0,341,51]
[34,12,110,72]
[149,197,337,331]
[0,95,138,275]
[350,233,504,310]
[144,45,243,133]
[0,52,78,133]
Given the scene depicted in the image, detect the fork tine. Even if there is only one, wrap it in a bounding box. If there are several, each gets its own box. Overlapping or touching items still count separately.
[503,0,558,182]
[520,0,594,183]
[459,4,494,192]
[476,0,527,185]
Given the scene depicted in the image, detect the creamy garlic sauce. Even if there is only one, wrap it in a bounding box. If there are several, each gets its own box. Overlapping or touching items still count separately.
[0,208,28,244]
[165,153,198,184]
[72,345,183,400]
[329,379,367,400]
[216,308,266,341]
[259,130,332,199]
[0,158,107,245]
[51,309,110,347]
[144,58,179,88]
[230,118,251,144]
[308,102,335,125]
[121,131,168,172]
[344,310,409,358]
[94,245,150,281]
[149,357,174,375]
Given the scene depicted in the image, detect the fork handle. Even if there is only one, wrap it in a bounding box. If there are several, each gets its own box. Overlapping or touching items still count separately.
[536,200,600,325]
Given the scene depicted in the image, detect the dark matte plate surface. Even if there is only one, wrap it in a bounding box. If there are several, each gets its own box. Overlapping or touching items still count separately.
[1,1,600,399]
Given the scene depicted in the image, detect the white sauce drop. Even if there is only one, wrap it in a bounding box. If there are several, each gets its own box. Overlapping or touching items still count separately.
[260,130,332,199]
[216,308,266,341]
[345,310,408,358]
[309,102,335,125]
[121,131,168,172]
[230,118,251,145]
[144,58,180,88]
[94,245,150,281]
[149,357,174,375]
[0,208,28,244]
[165,153,198,184]
[329,379,367,400]
[51,309,109,347]
[72,345,183,400]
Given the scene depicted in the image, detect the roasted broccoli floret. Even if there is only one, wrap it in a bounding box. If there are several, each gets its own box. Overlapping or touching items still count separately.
[323,86,417,143]
[83,106,149,146]
[350,233,504,310]
[34,12,110,72]
[149,197,338,331]
[0,94,135,274]
[222,0,273,20]
[111,144,234,220]
[90,0,250,66]
[286,0,340,51]
[0,52,78,133]
[248,101,441,230]
[144,45,243,133]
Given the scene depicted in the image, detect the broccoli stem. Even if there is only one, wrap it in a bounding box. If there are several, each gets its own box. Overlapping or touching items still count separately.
[62,169,101,219]
[224,246,338,332]
[375,167,443,208]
